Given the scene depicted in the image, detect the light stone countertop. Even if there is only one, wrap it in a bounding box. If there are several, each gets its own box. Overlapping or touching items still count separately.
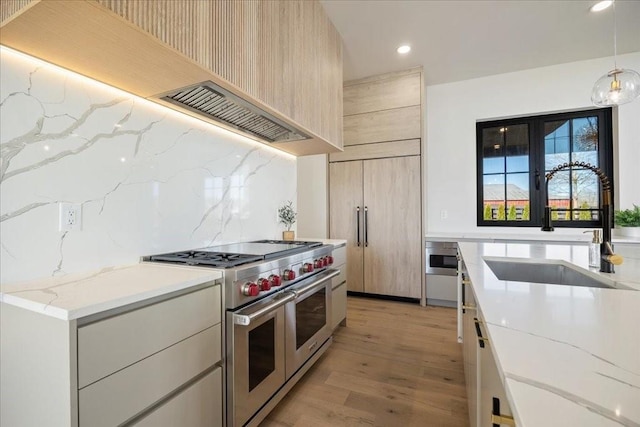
[458,241,640,426]
[426,231,640,245]
[0,263,222,321]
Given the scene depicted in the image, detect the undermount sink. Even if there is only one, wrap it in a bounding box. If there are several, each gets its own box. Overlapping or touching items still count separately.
[483,257,632,290]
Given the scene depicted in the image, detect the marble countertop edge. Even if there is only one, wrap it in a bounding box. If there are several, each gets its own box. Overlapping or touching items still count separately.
[0,263,222,321]
[458,241,640,426]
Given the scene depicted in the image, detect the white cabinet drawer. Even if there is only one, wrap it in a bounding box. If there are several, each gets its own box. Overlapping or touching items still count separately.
[333,245,346,266]
[426,274,457,302]
[78,285,220,388]
[79,324,220,427]
[331,281,347,329]
[332,267,346,290]
[133,367,222,427]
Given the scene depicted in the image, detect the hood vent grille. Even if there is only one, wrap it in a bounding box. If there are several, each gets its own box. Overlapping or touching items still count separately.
[161,82,309,143]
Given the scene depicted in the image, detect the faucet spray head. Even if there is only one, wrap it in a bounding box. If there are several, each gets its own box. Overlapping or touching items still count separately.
[542,206,554,231]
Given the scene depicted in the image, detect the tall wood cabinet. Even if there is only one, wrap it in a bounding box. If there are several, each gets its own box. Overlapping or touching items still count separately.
[329,68,424,300]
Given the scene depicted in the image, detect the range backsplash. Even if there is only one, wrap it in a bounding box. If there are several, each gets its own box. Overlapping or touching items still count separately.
[0,48,296,284]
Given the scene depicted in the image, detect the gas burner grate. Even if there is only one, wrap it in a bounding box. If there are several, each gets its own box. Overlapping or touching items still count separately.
[150,251,263,268]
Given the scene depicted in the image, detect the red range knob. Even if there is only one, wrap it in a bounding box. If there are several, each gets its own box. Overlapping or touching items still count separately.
[242,282,259,296]
[322,257,329,267]
[327,256,334,265]
[283,269,296,281]
[269,274,282,287]
[303,263,314,273]
[314,259,323,269]
[258,278,271,291]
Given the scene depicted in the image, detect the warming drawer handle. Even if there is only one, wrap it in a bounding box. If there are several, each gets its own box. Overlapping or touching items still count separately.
[233,292,295,326]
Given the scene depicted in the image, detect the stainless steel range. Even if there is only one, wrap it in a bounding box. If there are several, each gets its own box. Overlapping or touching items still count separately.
[147,240,338,427]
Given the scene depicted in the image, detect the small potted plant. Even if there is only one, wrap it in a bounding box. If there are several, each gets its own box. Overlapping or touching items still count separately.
[278,201,297,241]
[614,204,640,238]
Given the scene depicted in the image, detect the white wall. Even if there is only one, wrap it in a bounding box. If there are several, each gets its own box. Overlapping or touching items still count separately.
[296,154,328,238]
[426,52,640,234]
[296,53,640,238]
[0,48,297,284]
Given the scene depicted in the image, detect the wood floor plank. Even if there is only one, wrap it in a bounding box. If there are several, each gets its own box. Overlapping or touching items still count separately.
[260,296,469,427]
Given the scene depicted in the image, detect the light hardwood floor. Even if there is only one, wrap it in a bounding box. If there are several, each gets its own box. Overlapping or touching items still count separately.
[261,296,469,427]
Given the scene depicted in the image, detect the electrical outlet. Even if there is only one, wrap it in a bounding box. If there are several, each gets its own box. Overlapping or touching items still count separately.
[440,209,448,220]
[59,202,82,231]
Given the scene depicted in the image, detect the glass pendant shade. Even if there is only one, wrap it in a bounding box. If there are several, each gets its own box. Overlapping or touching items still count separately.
[591,68,640,106]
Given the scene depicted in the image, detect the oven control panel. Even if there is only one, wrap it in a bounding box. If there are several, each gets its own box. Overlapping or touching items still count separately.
[227,245,334,309]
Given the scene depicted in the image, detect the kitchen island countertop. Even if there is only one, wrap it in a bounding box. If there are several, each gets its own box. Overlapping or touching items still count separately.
[458,241,640,426]
[0,263,222,320]
[427,231,640,244]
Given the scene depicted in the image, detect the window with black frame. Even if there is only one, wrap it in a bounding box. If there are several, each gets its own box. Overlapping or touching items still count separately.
[476,108,613,228]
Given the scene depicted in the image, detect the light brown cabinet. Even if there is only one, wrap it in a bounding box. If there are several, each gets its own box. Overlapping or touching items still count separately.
[0,0,343,155]
[330,156,422,298]
[329,68,424,300]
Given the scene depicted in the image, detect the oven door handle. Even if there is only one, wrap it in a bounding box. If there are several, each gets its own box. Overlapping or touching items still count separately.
[289,269,340,298]
[233,292,295,326]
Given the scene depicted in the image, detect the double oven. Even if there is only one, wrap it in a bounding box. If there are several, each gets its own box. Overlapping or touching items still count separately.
[148,240,338,427]
[228,268,337,426]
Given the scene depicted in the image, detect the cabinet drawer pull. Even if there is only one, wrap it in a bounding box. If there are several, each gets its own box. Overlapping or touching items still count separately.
[474,318,488,348]
[491,414,516,426]
[462,280,471,285]
[462,304,476,310]
[492,397,516,426]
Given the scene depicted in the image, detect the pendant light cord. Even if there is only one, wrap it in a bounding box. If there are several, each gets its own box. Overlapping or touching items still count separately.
[613,0,618,69]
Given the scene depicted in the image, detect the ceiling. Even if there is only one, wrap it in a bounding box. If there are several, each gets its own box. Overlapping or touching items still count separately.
[320,0,640,85]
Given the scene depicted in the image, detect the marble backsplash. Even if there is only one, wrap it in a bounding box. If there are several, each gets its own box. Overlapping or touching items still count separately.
[0,48,297,284]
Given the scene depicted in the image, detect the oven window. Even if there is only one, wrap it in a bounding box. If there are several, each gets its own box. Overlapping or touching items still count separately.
[429,255,457,269]
[295,289,326,349]
[248,318,275,391]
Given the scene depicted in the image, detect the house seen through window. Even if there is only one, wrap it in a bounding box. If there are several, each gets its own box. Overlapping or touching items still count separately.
[476,108,613,227]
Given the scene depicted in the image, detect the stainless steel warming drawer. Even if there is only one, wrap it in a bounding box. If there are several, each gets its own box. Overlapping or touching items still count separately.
[425,241,458,307]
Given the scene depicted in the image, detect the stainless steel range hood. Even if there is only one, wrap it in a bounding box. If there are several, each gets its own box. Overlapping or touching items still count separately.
[159,82,309,143]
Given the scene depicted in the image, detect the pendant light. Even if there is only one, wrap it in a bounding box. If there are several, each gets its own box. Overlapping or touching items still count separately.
[591,0,640,106]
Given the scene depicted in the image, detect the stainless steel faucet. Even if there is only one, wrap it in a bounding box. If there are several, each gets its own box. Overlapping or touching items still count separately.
[542,161,623,273]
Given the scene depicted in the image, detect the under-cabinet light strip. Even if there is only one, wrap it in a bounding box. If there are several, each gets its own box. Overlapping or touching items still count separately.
[0,46,296,160]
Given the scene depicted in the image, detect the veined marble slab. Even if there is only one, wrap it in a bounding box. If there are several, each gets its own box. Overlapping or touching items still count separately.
[0,47,296,285]
[458,242,640,426]
[0,263,221,320]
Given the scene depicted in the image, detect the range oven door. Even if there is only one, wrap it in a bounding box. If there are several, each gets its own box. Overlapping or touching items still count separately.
[227,291,294,427]
[285,269,339,379]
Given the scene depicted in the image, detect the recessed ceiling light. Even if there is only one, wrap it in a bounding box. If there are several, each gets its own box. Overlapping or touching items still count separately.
[590,1,613,12]
[397,45,411,54]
